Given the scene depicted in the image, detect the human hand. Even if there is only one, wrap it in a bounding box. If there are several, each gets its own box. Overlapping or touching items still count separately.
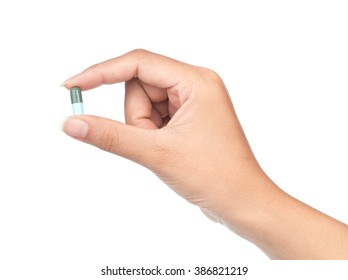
[62,50,348,259]
[62,49,271,224]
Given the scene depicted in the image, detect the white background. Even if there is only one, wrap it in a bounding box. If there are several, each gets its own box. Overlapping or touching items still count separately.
[0,0,347,279]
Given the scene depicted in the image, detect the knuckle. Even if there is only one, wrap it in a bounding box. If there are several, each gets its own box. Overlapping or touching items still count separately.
[85,62,101,73]
[196,67,223,83]
[194,67,226,100]
[98,128,119,153]
[130,48,150,57]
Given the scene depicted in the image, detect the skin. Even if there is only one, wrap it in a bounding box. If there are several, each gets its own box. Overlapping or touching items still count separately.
[62,49,348,259]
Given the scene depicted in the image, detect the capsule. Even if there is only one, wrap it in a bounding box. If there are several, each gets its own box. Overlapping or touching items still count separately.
[70,87,84,115]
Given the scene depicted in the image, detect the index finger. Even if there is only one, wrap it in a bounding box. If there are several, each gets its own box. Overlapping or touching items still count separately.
[63,49,191,91]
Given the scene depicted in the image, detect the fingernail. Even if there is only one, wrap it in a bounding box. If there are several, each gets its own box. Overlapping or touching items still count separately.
[61,74,79,87]
[61,118,88,139]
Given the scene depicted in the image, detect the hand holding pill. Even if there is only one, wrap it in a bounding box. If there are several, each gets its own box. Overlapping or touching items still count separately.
[62,49,348,259]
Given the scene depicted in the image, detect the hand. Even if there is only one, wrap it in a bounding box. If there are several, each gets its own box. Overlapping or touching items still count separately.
[62,49,348,259]
[62,49,268,221]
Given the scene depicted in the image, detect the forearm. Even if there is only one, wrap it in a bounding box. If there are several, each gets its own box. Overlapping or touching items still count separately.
[216,176,348,259]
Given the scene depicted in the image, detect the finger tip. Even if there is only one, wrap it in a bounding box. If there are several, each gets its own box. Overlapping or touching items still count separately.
[61,74,80,89]
[60,116,89,139]
[60,117,68,133]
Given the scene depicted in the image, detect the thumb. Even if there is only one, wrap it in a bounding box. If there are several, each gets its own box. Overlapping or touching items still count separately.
[62,115,162,167]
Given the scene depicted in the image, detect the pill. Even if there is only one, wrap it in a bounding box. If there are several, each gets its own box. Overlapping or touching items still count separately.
[70,87,84,115]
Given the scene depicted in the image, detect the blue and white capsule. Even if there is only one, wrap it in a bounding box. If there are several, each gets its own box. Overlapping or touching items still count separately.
[70,87,84,115]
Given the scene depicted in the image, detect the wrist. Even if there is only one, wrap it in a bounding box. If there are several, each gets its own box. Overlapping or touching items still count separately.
[202,169,282,244]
